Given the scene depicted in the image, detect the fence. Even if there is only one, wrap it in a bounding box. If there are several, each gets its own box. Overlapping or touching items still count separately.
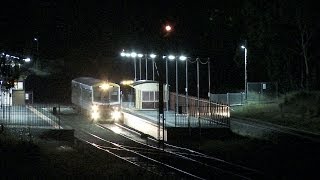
[247,82,278,103]
[0,104,62,129]
[209,92,245,106]
[169,93,230,127]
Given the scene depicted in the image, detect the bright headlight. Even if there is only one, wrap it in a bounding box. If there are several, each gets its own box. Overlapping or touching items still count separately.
[111,110,121,121]
[91,111,100,120]
[92,104,99,112]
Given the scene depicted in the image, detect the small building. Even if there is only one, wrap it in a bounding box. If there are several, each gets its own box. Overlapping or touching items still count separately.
[0,81,25,106]
[131,80,168,110]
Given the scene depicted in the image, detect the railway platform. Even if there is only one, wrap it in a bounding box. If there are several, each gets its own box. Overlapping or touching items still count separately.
[120,102,231,141]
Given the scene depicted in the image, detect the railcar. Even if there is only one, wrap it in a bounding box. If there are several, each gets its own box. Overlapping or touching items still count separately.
[71,77,121,122]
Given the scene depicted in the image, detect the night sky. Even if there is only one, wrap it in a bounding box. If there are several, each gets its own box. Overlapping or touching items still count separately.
[1,0,319,102]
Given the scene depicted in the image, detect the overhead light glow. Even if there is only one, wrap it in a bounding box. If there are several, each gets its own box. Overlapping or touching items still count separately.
[120,52,126,57]
[179,56,187,61]
[241,45,246,49]
[138,54,143,58]
[131,52,137,58]
[150,54,156,59]
[168,55,175,60]
[120,80,134,85]
[24,58,31,62]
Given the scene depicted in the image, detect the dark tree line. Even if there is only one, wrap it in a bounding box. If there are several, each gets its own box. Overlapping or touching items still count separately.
[239,0,319,92]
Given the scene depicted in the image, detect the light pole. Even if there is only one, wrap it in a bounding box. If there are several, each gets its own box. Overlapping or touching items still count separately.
[177,55,187,127]
[138,54,143,80]
[185,57,190,134]
[120,51,137,81]
[166,55,175,112]
[241,45,247,100]
[131,52,137,81]
[208,58,211,117]
[150,54,156,81]
[145,54,148,80]
[34,38,39,68]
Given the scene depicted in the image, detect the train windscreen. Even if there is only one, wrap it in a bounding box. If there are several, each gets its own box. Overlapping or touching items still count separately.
[93,86,119,104]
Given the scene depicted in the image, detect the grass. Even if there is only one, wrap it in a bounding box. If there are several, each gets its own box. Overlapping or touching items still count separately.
[231,91,320,134]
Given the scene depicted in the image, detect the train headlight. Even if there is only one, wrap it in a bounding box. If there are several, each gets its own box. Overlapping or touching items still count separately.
[91,111,100,121]
[111,110,121,121]
[91,104,99,112]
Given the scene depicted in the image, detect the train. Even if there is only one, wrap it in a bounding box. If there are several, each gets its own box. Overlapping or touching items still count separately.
[71,77,121,122]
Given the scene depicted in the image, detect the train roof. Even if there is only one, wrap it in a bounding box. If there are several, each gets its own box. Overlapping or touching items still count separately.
[72,77,119,87]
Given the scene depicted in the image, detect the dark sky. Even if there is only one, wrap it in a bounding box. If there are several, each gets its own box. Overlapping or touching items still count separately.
[0,0,240,55]
[0,0,246,98]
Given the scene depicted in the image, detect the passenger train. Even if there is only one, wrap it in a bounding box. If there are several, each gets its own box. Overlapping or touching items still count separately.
[71,77,121,122]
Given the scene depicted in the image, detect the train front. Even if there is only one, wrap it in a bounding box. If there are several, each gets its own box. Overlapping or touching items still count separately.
[91,82,121,123]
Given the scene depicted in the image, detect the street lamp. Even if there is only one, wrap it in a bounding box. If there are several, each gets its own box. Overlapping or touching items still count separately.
[241,45,247,100]
[138,54,143,80]
[175,55,187,126]
[33,37,39,68]
[120,51,138,81]
[145,54,148,80]
[150,54,156,81]
[185,56,190,133]
[164,55,175,112]
[130,52,137,81]
[23,57,31,63]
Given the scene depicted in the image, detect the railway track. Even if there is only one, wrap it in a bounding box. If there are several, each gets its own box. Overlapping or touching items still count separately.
[75,123,263,179]
[60,112,263,179]
[76,129,198,179]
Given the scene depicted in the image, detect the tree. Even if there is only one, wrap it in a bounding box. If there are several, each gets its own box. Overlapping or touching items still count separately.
[293,7,314,91]
[241,0,318,92]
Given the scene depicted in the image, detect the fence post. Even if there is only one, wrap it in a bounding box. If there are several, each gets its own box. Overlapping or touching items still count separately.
[58,104,61,129]
[227,93,230,106]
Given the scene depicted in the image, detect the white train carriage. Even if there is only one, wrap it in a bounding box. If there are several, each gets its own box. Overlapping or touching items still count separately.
[71,77,121,122]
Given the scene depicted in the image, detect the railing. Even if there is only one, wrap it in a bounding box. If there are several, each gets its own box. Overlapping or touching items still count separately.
[169,93,230,127]
[0,104,62,129]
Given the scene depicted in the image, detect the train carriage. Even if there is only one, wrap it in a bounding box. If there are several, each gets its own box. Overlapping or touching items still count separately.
[71,77,121,122]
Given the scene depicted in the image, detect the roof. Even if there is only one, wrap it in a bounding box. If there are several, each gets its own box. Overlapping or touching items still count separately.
[131,80,158,87]
[72,77,102,86]
[72,77,120,88]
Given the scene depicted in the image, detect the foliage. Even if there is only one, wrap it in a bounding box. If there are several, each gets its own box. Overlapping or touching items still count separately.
[241,0,319,91]
[232,91,320,133]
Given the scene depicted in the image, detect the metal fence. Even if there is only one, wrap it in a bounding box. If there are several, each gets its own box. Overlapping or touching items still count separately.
[209,92,245,106]
[169,93,230,127]
[247,82,278,103]
[0,104,62,129]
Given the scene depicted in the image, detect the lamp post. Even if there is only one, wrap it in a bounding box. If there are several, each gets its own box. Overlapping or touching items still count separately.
[241,45,247,100]
[208,58,211,117]
[120,51,137,81]
[131,52,137,81]
[150,54,156,81]
[138,54,143,80]
[34,38,39,68]
[177,55,187,127]
[145,55,148,80]
[185,57,190,134]
[166,55,175,112]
